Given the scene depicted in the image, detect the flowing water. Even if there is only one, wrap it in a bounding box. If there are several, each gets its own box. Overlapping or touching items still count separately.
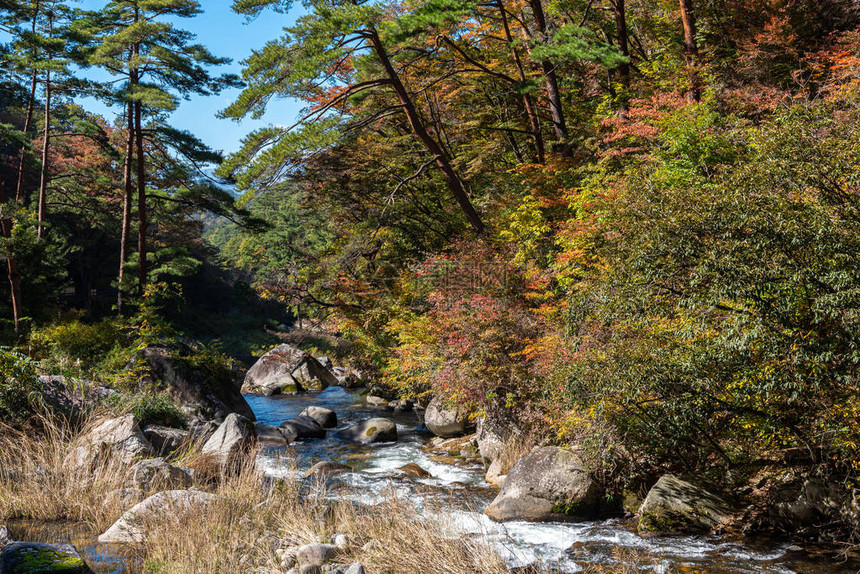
[10,386,860,573]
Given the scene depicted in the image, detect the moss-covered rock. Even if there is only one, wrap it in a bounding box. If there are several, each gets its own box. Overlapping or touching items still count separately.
[337,418,398,444]
[0,542,94,574]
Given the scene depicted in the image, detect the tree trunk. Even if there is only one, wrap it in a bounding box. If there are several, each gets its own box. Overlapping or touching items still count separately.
[498,0,545,164]
[135,98,147,294]
[367,29,485,234]
[528,0,569,155]
[118,101,134,315]
[0,177,23,333]
[15,0,42,203]
[611,0,631,114]
[679,0,701,101]
[37,68,51,239]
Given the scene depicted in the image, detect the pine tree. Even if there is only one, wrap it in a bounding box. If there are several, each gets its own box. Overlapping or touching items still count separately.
[81,0,239,308]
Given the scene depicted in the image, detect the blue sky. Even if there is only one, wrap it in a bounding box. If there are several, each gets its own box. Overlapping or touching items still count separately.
[76,0,305,157]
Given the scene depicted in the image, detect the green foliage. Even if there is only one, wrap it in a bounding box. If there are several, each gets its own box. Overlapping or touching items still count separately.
[111,391,186,428]
[0,350,42,425]
[29,317,131,372]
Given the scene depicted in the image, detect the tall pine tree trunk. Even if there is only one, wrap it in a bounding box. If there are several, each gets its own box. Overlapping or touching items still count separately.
[117,100,134,315]
[528,0,569,155]
[15,0,42,203]
[498,0,545,164]
[135,99,147,294]
[679,0,700,101]
[37,68,51,239]
[367,29,484,234]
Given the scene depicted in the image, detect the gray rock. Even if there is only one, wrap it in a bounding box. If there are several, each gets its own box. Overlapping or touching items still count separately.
[242,345,337,396]
[296,543,339,567]
[476,416,507,463]
[305,461,352,479]
[102,488,145,511]
[255,423,294,445]
[299,566,321,574]
[201,413,256,469]
[638,475,734,534]
[132,458,193,490]
[66,414,155,470]
[317,357,333,370]
[337,418,398,445]
[300,406,337,429]
[344,564,366,574]
[0,526,8,550]
[0,542,94,574]
[425,395,470,438]
[131,345,254,422]
[769,478,849,534]
[280,415,326,440]
[484,447,601,522]
[142,425,189,456]
[485,458,506,488]
[99,490,216,544]
[365,396,390,409]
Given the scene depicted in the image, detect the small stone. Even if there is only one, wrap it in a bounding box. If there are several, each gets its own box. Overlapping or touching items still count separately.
[132,458,193,490]
[365,396,390,409]
[331,534,349,549]
[344,564,366,574]
[398,463,431,478]
[296,543,339,567]
[300,566,322,574]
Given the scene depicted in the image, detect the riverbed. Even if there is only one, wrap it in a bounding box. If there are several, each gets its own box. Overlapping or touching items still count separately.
[10,386,860,573]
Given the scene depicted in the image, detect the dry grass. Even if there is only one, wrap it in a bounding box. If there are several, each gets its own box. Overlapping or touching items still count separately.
[0,415,138,532]
[497,432,537,475]
[0,416,671,574]
[136,454,516,574]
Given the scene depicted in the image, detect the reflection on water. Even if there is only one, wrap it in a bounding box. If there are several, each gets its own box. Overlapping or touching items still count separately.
[10,386,860,573]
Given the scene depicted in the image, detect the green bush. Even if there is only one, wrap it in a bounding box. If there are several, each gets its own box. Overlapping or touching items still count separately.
[0,350,43,425]
[29,318,131,374]
[111,392,186,428]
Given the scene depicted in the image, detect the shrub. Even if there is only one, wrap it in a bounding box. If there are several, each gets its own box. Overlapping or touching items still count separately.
[0,350,42,425]
[29,318,131,374]
[110,392,186,428]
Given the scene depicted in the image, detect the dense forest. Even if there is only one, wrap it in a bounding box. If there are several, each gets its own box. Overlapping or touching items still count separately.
[1,0,860,571]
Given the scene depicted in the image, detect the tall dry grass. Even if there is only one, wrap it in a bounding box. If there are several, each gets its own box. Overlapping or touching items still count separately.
[0,415,669,573]
[0,414,138,532]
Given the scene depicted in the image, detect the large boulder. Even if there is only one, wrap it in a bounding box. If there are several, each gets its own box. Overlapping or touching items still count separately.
[299,406,337,429]
[201,414,256,469]
[131,346,254,422]
[425,396,471,438]
[99,490,216,544]
[638,475,735,534]
[280,415,326,440]
[142,425,189,456]
[484,447,601,522]
[0,542,94,574]
[37,376,117,419]
[337,418,398,445]
[242,345,337,396]
[132,458,193,490]
[768,478,856,537]
[66,414,155,470]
